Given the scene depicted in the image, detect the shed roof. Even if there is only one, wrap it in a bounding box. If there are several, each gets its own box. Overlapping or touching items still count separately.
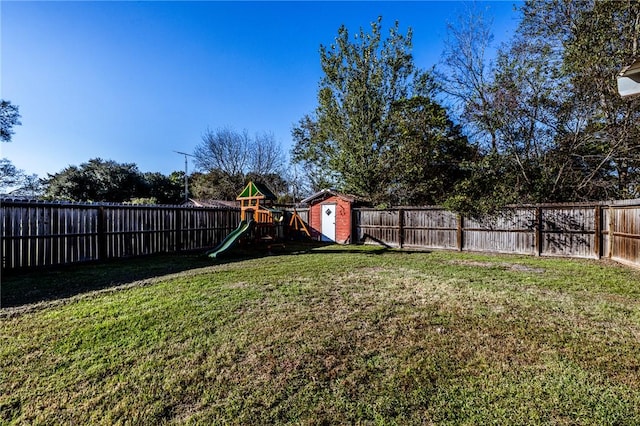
[301,189,366,205]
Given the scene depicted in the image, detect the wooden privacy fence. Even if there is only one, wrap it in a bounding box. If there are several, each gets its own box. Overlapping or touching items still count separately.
[1,199,240,270]
[354,200,640,268]
[3,198,639,270]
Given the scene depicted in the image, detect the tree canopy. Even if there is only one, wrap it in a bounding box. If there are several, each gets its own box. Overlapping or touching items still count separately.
[8,2,639,211]
[0,158,42,197]
[0,100,21,143]
[0,101,31,196]
[193,127,288,200]
[292,18,474,206]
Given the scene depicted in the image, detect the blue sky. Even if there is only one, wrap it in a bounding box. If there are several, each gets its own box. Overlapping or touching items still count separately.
[1,1,521,178]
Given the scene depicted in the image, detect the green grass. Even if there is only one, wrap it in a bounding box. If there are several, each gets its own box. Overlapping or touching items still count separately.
[2,245,640,424]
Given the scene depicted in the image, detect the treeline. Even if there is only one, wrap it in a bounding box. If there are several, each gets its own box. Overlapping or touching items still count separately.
[0,128,290,204]
[42,159,185,204]
[0,157,188,204]
[10,154,288,205]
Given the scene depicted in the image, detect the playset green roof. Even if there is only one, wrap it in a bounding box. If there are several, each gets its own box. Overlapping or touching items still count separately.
[236,181,276,200]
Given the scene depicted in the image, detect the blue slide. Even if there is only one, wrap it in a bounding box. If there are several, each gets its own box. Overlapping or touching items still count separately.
[206,220,254,259]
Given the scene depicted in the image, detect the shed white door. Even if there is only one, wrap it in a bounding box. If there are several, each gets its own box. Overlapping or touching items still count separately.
[321,204,336,242]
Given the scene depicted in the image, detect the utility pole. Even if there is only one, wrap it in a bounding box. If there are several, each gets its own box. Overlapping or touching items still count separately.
[174,151,196,202]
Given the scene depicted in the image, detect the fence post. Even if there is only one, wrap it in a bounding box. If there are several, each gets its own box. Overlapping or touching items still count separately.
[351,208,357,244]
[607,205,614,259]
[457,214,464,251]
[535,207,543,256]
[97,206,107,261]
[398,208,404,248]
[175,208,182,252]
[594,205,601,259]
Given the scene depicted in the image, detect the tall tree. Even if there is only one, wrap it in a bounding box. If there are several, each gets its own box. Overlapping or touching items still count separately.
[194,128,250,177]
[490,35,570,201]
[189,170,244,201]
[301,18,415,201]
[0,100,21,143]
[193,127,287,198]
[0,158,24,193]
[438,4,499,151]
[510,0,640,200]
[291,115,340,193]
[385,77,476,205]
[293,18,473,205]
[0,102,36,196]
[249,131,287,177]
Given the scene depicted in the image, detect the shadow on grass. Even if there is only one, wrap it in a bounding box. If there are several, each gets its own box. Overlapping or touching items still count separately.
[0,241,333,310]
[1,240,431,311]
[1,252,208,309]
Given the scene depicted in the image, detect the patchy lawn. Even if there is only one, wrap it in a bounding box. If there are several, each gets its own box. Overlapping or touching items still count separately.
[2,245,639,424]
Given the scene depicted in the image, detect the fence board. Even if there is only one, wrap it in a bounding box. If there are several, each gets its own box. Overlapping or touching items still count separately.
[353,201,639,268]
[610,205,640,267]
[3,199,639,270]
[541,206,597,258]
[355,209,401,247]
[464,208,536,254]
[1,200,240,270]
[403,209,458,249]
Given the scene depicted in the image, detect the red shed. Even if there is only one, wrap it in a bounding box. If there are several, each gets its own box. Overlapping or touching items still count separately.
[301,189,366,244]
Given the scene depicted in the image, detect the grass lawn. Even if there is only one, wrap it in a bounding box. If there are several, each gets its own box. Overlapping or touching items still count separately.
[2,244,640,425]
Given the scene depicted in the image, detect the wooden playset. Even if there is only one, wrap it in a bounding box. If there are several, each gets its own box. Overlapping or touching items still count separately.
[206,181,309,258]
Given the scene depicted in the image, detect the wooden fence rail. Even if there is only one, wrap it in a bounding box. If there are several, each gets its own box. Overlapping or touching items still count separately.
[354,200,640,268]
[1,199,240,270]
